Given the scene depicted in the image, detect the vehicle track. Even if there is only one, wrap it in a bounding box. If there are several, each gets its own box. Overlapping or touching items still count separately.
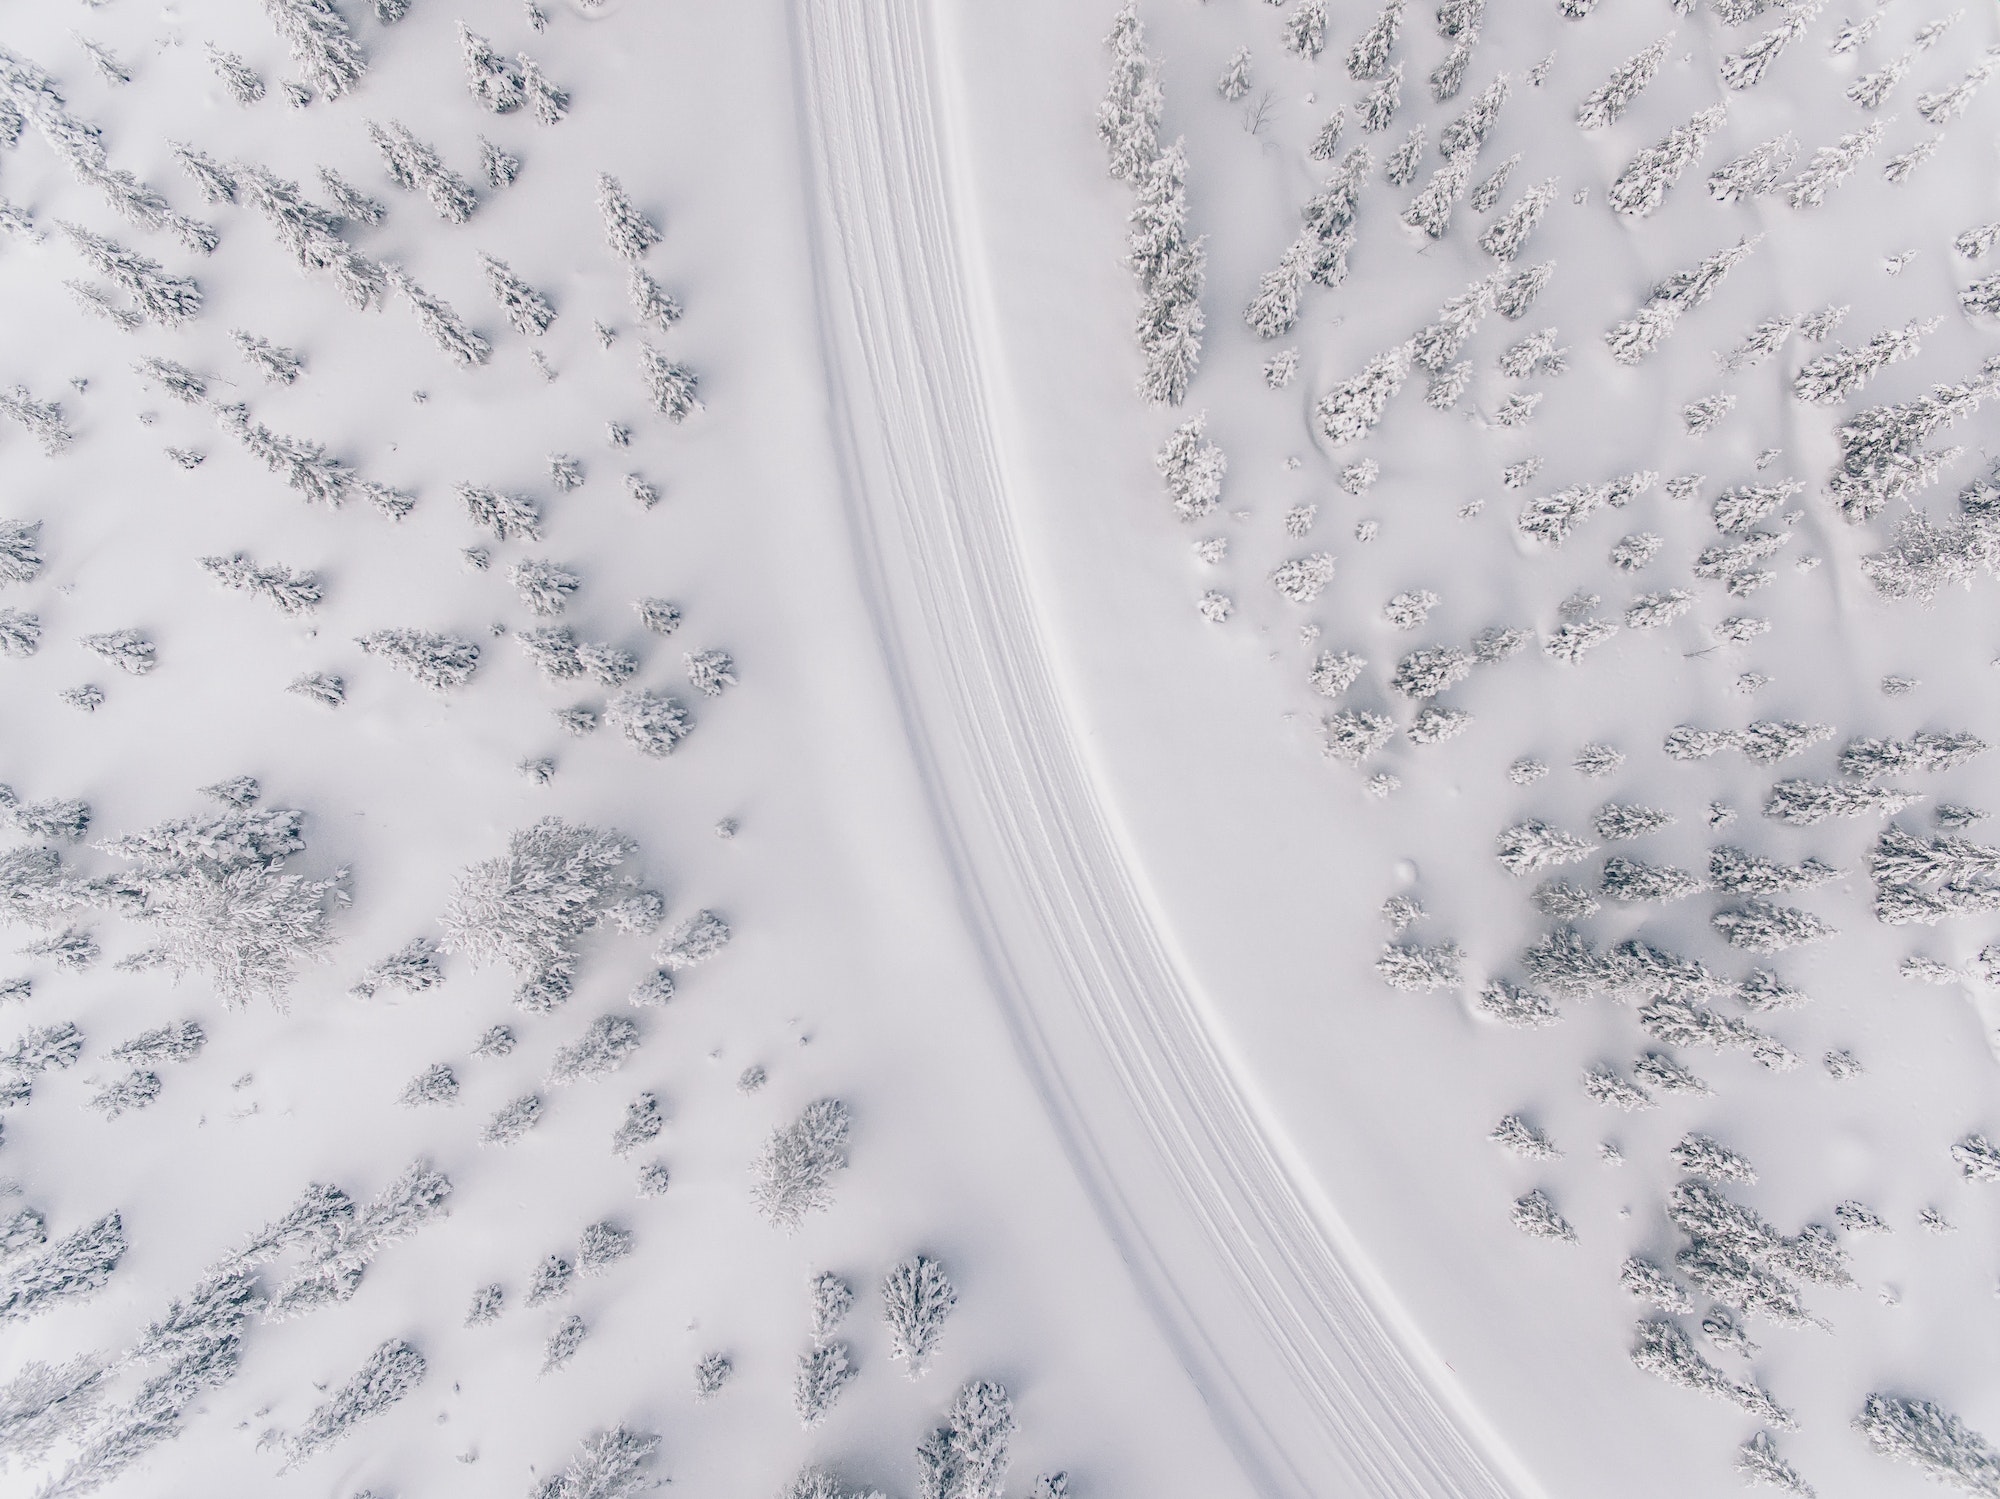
[792,4,1542,1495]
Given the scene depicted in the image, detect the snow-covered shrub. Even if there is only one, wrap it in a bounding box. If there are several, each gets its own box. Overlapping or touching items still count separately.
[281,1339,423,1471]
[510,559,581,618]
[1474,980,1558,1026]
[752,1099,852,1230]
[807,1271,854,1343]
[1787,122,1884,208]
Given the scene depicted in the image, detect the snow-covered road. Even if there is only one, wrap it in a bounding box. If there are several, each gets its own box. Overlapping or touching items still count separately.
[793,3,1543,1495]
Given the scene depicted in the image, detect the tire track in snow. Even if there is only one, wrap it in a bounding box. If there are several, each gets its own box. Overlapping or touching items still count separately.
[793,5,1541,1496]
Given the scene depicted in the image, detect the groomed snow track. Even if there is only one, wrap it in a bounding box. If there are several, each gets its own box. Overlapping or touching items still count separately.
[793,5,1540,1497]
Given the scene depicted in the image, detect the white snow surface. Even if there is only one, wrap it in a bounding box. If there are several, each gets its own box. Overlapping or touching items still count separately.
[3,0,2000,1497]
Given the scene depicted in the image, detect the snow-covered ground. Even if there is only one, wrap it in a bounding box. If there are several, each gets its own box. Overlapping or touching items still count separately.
[4,0,2000,1496]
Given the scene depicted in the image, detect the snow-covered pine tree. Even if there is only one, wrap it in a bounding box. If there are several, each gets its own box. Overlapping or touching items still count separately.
[1217,49,1252,102]
[1916,53,2000,125]
[459,24,525,113]
[597,173,661,260]
[387,267,491,367]
[0,520,43,586]
[1429,31,1476,101]
[882,1255,957,1376]
[1608,104,1728,216]
[521,53,569,124]
[546,1015,642,1085]
[357,628,480,691]
[1135,235,1206,405]
[479,253,556,335]
[207,45,265,104]
[1097,5,1163,183]
[1792,319,1934,404]
[1358,64,1403,132]
[318,167,385,224]
[1828,357,2000,520]
[1495,260,1553,320]
[58,225,201,326]
[1478,179,1556,260]
[1244,240,1310,337]
[1786,121,1884,208]
[280,1339,424,1470]
[1285,0,1329,61]
[0,1211,126,1323]
[438,820,647,1009]
[1853,1394,2000,1492]
[1576,34,1672,128]
[237,166,389,311]
[638,345,700,420]
[1347,0,1404,81]
[1719,3,1820,90]
[462,137,515,191]
[457,482,542,540]
[172,144,237,205]
[367,121,479,223]
[795,1342,855,1427]
[262,0,367,99]
[1402,156,1472,239]
[751,1098,852,1230]
[1438,74,1507,161]
[1384,127,1425,186]
[605,689,694,757]
[536,1425,659,1499]
[200,553,322,615]
[1314,342,1414,444]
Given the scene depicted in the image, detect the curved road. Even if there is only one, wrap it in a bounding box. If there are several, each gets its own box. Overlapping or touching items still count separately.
[791,4,1543,1496]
